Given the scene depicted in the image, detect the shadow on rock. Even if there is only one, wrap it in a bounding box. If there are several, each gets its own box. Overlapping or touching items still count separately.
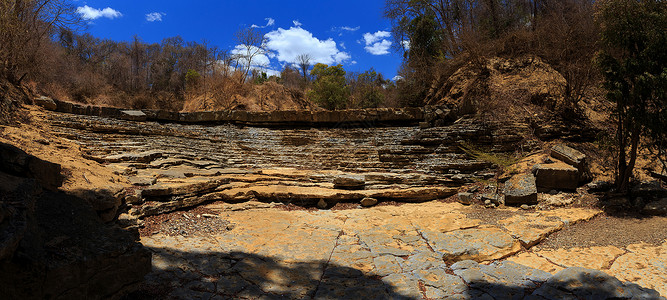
[128,247,664,300]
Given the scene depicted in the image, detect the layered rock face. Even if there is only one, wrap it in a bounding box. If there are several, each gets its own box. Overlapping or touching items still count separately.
[0,142,151,299]
[45,111,541,217]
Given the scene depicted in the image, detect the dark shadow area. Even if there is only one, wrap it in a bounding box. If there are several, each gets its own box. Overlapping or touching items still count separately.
[124,246,664,300]
[126,248,415,300]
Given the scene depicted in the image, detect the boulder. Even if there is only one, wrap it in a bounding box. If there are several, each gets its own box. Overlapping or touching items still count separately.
[642,199,667,216]
[119,110,147,122]
[360,197,378,207]
[34,96,57,110]
[333,175,365,190]
[504,173,538,206]
[457,192,473,205]
[533,160,579,191]
[550,144,586,172]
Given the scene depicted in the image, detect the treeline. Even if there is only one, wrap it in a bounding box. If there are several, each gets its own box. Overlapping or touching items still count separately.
[385,0,598,107]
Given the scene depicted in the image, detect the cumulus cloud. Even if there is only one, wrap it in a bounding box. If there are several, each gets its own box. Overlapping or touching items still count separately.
[362,31,392,55]
[231,45,271,68]
[265,27,350,65]
[292,20,302,27]
[251,18,275,28]
[77,5,122,20]
[146,12,165,22]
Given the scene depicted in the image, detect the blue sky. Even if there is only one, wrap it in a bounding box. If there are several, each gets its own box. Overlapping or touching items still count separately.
[75,0,404,80]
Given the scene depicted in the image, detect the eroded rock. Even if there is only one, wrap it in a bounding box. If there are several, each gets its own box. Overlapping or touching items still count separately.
[504,173,538,206]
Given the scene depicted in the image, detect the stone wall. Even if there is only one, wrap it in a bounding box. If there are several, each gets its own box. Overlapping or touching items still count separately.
[38,97,442,127]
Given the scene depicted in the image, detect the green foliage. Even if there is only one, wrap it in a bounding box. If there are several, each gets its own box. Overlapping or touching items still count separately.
[185,69,201,89]
[308,63,350,110]
[594,0,666,191]
[354,69,385,108]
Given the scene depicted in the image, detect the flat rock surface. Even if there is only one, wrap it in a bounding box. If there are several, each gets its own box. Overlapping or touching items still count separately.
[135,202,664,299]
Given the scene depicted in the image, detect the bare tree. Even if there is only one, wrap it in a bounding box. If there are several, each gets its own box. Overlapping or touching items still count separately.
[234,27,267,83]
[0,0,81,84]
[295,53,312,81]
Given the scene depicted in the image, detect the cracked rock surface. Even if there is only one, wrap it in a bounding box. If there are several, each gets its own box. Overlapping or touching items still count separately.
[136,202,664,299]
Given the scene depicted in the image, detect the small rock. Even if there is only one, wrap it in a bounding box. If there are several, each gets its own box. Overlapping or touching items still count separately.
[548,190,558,195]
[419,122,430,129]
[360,197,378,207]
[587,180,614,193]
[642,198,667,216]
[317,199,328,209]
[202,214,218,218]
[457,192,473,205]
[520,204,530,210]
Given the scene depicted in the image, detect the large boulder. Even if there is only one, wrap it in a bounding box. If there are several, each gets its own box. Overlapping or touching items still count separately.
[533,160,579,191]
[504,173,538,206]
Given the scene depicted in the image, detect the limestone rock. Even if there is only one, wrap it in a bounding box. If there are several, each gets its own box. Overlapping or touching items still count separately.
[119,110,147,121]
[360,197,378,207]
[550,144,586,172]
[498,213,564,248]
[503,173,538,206]
[333,175,365,190]
[0,179,151,299]
[458,192,474,205]
[452,260,551,299]
[642,198,667,216]
[0,142,63,190]
[34,96,57,110]
[530,267,664,300]
[104,150,163,163]
[427,227,522,263]
[533,160,579,190]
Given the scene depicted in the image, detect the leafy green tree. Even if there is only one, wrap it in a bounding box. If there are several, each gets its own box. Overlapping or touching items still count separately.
[308,63,350,110]
[594,0,666,192]
[352,69,385,108]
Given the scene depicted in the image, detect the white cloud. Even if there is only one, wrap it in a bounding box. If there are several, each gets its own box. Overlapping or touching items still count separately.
[362,31,392,55]
[77,5,122,20]
[363,31,391,45]
[251,18,275,28]
[265,27,350,65]
[365,39,392,55]
[393,75,404,81]
[292,20,302,27]
[401,40,410,50]
[341,26,360,32]
[146,12,165,22]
